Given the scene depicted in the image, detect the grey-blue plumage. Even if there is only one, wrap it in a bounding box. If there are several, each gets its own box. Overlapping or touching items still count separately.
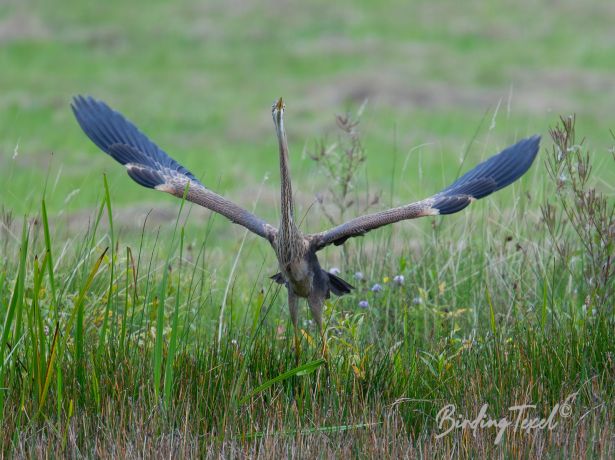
[432,135,540,214]
[71,95,277,241]
[72,95,199,186]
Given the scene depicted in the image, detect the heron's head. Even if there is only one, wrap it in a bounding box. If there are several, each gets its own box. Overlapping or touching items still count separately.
[271,97,285,129]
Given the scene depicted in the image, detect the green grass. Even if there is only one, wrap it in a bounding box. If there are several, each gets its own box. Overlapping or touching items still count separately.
[1,0,614,457]
[1,117,613,456]
[1,0,614,222]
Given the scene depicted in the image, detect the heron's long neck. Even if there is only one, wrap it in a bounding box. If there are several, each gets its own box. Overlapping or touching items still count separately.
[278,130,297,237]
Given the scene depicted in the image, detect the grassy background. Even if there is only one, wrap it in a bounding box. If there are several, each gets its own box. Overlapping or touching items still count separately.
[1,0,614,221]
[0,0,614,457]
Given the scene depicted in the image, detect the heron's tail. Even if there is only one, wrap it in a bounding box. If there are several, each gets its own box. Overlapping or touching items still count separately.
[270,271,353,296]
[326,272,354,296]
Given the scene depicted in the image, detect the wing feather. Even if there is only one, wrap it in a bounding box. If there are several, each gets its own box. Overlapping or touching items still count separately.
[72,95,277,242]
[310,135,540,250]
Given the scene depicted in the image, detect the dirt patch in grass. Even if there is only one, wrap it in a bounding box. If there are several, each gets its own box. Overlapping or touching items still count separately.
[512,68,615,116]
[0,12,49,42]
[301,70,588,118]
[302,72,485,112]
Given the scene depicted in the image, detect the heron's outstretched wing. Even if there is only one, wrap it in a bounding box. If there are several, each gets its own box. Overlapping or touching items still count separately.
[309,135,540,251]
[72,96,277,242]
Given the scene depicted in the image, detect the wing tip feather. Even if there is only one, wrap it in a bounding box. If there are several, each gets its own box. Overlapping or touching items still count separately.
[126,164,164,189]
[431,196,472,215]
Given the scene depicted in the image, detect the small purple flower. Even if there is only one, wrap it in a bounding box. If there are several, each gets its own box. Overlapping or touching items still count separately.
[358,300,369,308]
[393,275,405,285]
[329,267,341,275]
[371,283,383,292]
[354,271,364,281]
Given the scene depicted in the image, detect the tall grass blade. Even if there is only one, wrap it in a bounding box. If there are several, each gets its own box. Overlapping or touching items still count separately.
[245,422,381,439]
[485,286,497,336]
[37,324,59,414]
[239,359,326,405]
[153,184,188,399]
[64,248,108,403]
[541,272,548,330]
[0,219,28,413]
[163,228,184,407]
[96,174,115,359]
[41,200,58,317]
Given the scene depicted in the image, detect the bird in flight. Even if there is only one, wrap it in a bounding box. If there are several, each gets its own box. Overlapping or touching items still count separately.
[72,96,540,359]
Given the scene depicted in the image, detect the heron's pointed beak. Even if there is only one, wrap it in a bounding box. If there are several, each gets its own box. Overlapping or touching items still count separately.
[276,97,284,110]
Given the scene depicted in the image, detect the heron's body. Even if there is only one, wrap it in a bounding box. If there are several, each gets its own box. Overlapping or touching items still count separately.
[278,247,311,297]
[269,98,353,329]
[72,95,540,356]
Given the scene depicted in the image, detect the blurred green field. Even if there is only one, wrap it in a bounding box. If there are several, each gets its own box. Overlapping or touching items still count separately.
[1,0,613,232]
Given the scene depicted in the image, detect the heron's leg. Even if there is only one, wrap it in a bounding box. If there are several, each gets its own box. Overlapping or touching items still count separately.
[308,294,328,360]
[288,291,301,364]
